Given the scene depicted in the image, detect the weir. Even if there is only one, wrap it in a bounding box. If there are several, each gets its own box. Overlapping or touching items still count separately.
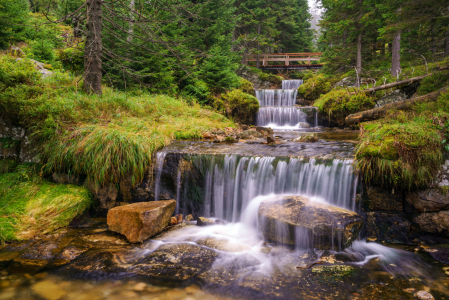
[255,79,318,128]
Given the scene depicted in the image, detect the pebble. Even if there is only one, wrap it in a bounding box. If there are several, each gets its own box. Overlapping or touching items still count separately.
[32,280,67,300]
[414,291,434,300]
[133,282,147,292]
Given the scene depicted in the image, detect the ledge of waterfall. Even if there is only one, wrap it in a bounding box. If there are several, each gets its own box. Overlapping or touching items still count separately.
[258,195,363,250]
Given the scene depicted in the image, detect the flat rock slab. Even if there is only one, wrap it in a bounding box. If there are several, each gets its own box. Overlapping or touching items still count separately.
[258,195,362,250]
[107,200,176,243]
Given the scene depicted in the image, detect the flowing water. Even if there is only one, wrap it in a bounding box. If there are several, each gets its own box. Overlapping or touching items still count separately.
[255,80,318,128]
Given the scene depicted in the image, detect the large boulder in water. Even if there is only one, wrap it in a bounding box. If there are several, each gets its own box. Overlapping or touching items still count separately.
[107,200,176,243]
[258,195,362,250]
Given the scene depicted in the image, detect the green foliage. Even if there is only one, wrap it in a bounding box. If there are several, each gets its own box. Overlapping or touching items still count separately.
[199,43,239,92]
[238,77,254,95]
[0,57,234,186]
[0,163,92,243]
[355,94,449,189]
[182,79,210,105]
[417,72,449,96]
[29,39,56,64]
[298,74,336,100]
[0,159,19,175]
[56,45,84,74]
[0,0,29,49]
[313,89,375,126]
[214,89,259,124]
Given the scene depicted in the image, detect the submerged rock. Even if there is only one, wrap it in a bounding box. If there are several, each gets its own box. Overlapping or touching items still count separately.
[258,195,362,250]
[293,133,318,143]
[107,200,176,243]
[414,290,434,300]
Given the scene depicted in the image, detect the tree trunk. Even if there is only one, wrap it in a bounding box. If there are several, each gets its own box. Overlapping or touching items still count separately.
[84,0,102,95]
[356,33,362,88]
[445,31,449,57]
[391,31,401,78]
[256,23,261,68]
[127,0,135,43]
[345,88,446,126]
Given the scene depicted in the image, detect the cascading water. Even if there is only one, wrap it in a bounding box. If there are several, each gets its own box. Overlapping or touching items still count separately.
[255,80,318,128]
[154,152,167,201]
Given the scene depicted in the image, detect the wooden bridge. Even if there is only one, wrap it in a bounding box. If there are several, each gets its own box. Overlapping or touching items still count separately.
[245,52,323,70]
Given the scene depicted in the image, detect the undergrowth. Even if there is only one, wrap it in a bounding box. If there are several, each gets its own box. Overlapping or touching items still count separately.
[298,74,337,100]
[0,56,234,186]
[0,163,92,243]
[355,91,449,189]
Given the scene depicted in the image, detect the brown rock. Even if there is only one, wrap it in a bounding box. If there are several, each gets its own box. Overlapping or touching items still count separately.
[197,217,215,226]
[363,186,403,211]
[85,180,118,210]
[186,214,194,221]
[170,216,178,226]
[107,200,176,243]
[175,214,183,223]
[406,189,449,212]
[366,212,411,244]
[258,195,362,250]
[267,136,275,144]
[293,133,319,143]
[32,280,67,300]
[202,132,214,139]
[413,211,449,236]
[241,125,248,130]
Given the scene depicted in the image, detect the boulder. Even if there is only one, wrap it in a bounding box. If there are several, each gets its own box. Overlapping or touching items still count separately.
[237,130,262,140]
[299,122,310,128]
[375,89,407,108]
[196,217,215,226]
[258,195,362,250]
[406,189,449,212]
[107,200,176,243]
[412,211,449,236]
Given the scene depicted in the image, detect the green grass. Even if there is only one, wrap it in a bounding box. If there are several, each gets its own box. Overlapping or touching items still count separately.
[0,56,234,186]
[0,164,92,243]
[355,92,449,189]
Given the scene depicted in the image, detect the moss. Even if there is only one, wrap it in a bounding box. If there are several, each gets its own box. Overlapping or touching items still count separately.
[313,89,376,126]
[417,72,449,95]
[298,74,337,100]
[0,56,234,186]
[247,66,283,85]
[238,77,255,95]
[355,95,449,189]
[213,89,259,125]
[0,164,92,243]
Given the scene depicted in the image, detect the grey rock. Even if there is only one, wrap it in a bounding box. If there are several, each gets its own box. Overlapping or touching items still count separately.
[406,189,449,212]
[375,89,407,108]
[413,211,449,236]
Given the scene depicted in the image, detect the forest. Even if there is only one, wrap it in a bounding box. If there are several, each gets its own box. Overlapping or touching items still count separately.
[1,0,449,299]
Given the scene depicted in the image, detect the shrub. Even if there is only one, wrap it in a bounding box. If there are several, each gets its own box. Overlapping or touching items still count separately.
[57,45,84,74]
[313,89,375,126]
[298,74,336,100]
[214,89,259,124]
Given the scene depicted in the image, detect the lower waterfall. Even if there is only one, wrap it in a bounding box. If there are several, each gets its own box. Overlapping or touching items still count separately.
[172,155,357,222]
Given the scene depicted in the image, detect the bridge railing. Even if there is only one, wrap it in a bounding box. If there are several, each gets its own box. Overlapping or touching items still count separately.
[245,52,323,67]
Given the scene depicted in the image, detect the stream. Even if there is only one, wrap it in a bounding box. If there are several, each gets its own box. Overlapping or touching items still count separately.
[1,81,449,299]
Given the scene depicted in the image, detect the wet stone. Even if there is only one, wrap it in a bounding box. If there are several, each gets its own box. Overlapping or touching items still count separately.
[32,280,67,300]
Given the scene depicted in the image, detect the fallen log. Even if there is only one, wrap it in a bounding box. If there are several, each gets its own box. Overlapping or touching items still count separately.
[345,88,446,126]
[350,74,429,95]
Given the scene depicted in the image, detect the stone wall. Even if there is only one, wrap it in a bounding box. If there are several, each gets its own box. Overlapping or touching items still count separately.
[361,178,449,245]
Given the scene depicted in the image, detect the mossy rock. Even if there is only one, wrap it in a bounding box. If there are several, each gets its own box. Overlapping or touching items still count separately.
[238,77,255,96]
[214,89,259,125]
[298,74,337,100]
[356,97,449,189]
[313,89,376,126]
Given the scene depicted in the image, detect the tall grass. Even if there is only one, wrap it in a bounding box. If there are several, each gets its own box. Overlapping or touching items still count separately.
[0,56,234,186]
[0,164,92,243]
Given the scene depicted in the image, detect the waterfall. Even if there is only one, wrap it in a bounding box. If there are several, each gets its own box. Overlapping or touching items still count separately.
[282,79,303,90]
[256,107,308,127]
[176,155,357,222]
[154,152,167,201]
[255,79,319,128]
[255,90,298,107]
